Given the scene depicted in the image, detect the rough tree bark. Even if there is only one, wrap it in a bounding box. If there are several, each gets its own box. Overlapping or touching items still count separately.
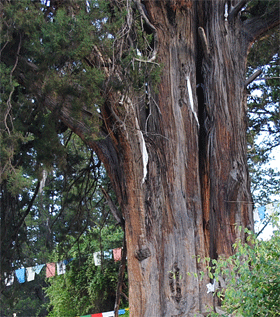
[37,0,279,315]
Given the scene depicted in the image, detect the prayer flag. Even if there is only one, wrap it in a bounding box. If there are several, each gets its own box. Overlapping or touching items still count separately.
[118,309,126,315]
[4,272,14,286]
[26,267,36,282]
[206,279,216,293]
[46,262,56,278]
[34,264,45,274]
[57,261,66,275]
[266,203,274,217]
[103,250,112,260]
[91,314,102,317]
[15,268,26,283]
[102,312,114,317]
[113,248,122,262]
[273,201,280,212]
[258,206,266,220]
[93,251,101,266]
[63,258,74,265]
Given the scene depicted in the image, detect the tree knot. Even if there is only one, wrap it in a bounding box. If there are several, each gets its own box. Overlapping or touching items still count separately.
[134,247,151,261]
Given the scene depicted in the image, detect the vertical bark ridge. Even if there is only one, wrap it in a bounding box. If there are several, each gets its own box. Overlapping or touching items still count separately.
[200,0,253,259]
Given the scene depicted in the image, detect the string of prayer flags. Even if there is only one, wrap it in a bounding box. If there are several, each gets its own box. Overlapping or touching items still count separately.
[253,201,280,237]
[57,261,66,275]
[46,262,56,278]
[4,272,14,286]
[26,267,36,282]
[254,201,280,222]
[3,245,125,288]
[15,268,26,283]
[113,248,122,262]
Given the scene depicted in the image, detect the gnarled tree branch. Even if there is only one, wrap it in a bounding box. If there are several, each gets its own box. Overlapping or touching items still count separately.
[228,0,251,23]
[134,0,158,63]
[244,6,280,44]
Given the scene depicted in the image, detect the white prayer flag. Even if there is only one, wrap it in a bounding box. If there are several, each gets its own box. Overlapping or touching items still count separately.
[93,251,101,266]
[206,279,216,293]
[57,261,66,275]
[26,267,36,282]
[102,311,114,317]
[4,272,14,286]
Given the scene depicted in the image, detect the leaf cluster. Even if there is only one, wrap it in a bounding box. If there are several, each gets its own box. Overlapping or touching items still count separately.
[45,227,127,317]
[200,218,280,316]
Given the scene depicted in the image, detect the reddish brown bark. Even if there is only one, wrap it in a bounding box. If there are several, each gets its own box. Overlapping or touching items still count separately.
[39,0,279,315]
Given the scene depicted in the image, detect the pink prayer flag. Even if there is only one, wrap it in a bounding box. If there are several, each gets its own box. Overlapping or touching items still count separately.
[113,248,122,262]
[46,262,56,278]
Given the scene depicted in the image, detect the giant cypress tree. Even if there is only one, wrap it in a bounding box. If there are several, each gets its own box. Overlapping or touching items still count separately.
[1,0,279,315]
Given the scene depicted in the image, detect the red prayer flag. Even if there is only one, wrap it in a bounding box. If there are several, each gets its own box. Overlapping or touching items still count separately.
[113,248,122,262]
[91,314,102,317]
[46,262,56,278]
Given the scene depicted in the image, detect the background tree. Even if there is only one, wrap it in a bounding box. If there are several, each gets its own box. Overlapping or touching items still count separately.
[1,0,279,316]
[246,28,280,205]
[0,123,124,315]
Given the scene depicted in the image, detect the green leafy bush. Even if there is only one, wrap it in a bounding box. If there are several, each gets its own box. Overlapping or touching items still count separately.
[202,215,280,316]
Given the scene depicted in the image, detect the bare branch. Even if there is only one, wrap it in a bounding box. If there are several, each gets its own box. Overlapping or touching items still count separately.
[100,186,124,228]
[12,181,40,242]
[134,0,158,63]
[5,33,22,134]
[244,69,262,87]
[228,0,251,22]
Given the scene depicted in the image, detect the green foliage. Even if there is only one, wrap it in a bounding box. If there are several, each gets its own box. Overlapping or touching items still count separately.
[122,309,130,317]
[45,227,127,316]
[0,128,122,314]
[198,215,280,316]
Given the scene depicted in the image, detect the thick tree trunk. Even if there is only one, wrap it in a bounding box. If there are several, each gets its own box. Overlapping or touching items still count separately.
[59,1,254,315]
[38,0,280,315]
[103,1,254,315]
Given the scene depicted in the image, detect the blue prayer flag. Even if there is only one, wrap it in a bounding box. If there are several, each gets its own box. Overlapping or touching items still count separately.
[258,206,266,220]
[15,268,26,283]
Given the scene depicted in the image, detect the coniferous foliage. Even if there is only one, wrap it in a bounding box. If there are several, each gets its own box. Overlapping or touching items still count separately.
[0,128,123,315]
[46,226,127,317]
[246,27,280,204]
